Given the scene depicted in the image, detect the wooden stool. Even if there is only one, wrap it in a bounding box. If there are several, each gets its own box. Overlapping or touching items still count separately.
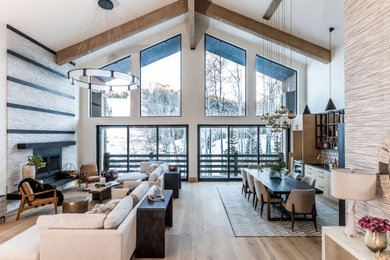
[62,196,89,213]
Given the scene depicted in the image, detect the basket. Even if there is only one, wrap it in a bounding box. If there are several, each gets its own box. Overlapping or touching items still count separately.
[62,163,79,178]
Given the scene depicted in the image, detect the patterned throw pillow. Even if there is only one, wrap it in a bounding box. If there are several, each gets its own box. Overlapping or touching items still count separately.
[88,201,120,215]
[145,163,159,175]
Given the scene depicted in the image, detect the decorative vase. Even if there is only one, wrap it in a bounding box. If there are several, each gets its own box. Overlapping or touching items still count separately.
[22,165,36,179]
[364,231,388,252]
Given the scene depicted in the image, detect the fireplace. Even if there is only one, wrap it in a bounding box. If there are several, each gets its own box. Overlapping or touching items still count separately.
[33,147,62,180]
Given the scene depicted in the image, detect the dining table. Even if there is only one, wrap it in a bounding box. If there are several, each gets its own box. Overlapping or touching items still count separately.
[245,168,323,221]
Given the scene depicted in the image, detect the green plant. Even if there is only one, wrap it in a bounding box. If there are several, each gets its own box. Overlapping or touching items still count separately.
[27,155,46,169]
[264,161,286,172]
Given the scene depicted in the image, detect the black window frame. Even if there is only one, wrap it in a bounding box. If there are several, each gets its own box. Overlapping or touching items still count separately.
[204,34,248,117]
[139,34,183,117]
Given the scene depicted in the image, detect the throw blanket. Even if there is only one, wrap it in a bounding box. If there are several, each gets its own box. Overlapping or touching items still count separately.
[18,178,64,206]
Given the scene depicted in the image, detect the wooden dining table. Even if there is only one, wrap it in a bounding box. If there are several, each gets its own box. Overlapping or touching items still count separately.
[246,168,323,221]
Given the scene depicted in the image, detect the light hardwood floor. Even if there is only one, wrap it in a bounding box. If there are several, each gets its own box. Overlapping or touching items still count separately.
[0,182,323,260]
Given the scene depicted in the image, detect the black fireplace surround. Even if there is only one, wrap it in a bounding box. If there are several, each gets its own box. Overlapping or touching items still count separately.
[33,147,62,180]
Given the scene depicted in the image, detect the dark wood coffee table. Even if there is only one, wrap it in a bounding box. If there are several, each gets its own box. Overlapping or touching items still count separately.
[82,181,119,203]
[136,190,173,258]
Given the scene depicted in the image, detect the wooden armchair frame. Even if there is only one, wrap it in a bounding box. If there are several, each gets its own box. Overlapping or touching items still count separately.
[16,184,58,220]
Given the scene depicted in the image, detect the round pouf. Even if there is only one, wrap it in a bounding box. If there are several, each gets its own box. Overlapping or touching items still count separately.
[62,196,89,213]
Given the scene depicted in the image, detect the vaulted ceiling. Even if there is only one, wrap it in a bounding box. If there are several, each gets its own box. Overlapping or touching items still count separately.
[0,0,343,63]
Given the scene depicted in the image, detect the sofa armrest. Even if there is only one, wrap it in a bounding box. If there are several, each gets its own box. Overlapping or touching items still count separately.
[40,229,121,260]
[123,180,142,188]
[112,188,130,199]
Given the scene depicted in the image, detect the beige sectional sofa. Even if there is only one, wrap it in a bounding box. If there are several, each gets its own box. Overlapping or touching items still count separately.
[116,161,168,188]
[0,182,153,260]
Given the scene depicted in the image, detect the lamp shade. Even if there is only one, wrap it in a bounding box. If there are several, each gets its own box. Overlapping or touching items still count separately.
[302,105,311,115]
[325,98,337,112]
[331,168,376,201]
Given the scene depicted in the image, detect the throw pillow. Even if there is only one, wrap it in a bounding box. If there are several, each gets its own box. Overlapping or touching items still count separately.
[88,201,120,215]
[145,163,159,175]
[149,166,163,182]
[131,181,149,205]
[104,195,133,229]
[126,186,136,196]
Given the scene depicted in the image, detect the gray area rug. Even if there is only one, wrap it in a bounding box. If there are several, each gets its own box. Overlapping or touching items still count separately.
[217,184,338,237]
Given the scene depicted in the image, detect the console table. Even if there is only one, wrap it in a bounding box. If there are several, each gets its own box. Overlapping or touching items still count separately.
[164,168,181,198]
[136,190,173,258]
[322,226,390,259]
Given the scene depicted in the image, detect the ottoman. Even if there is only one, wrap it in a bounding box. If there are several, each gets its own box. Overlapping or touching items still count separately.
[62,196,89,213]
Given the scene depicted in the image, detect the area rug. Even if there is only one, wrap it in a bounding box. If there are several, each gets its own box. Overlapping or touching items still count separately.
[217,184,338,237]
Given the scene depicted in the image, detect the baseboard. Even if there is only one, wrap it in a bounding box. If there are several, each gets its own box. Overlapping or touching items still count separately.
[188,177,198,183]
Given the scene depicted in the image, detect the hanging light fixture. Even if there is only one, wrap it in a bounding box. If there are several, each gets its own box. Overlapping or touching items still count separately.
[325,27,336,111]
[302,56,311,114]
[68,0,140,92]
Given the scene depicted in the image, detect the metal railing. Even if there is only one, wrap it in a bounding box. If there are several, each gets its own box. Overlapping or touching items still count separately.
[104,153,188,178]
[199,153,282,178]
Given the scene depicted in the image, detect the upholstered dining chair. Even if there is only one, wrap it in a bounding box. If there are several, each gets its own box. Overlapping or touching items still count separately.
[247,174,256,206]
[248,164,262,169]
[281,189,317,232]
[241,169,249,198]
[301,175,316,187]
[80,164,100,187]
[288,172,300,180]
[17,182,58,220]
[254,179,283,218]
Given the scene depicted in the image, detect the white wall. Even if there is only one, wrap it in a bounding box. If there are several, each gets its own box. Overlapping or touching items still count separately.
[0,22,7,195]
[307,26,345,113]
[77,19,307,180]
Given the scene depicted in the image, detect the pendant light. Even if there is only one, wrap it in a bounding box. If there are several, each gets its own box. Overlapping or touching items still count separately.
[303,56,311,114]
[325,27,336,111]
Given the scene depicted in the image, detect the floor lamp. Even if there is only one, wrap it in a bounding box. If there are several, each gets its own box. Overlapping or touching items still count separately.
[331,168,377,237]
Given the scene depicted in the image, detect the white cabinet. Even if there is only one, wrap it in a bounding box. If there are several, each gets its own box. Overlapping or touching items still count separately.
[304,164,336,201]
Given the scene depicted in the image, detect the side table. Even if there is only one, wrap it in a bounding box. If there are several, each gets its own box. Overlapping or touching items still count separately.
[136,190,173,258]
[164,168,181,198]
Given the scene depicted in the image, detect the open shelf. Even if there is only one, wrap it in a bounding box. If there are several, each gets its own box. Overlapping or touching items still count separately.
[315,110,344,150]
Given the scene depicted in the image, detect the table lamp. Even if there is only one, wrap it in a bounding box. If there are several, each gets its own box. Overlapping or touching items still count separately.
[331,168,377,237]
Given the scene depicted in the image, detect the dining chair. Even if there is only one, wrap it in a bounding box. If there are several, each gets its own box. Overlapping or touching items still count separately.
[241,169,249,198]
[247,174,256,206]
[254,179,283,218]
[281,189,317,232]
[288,172,300,180]
[301,175,316,187]
[248,164,262,169]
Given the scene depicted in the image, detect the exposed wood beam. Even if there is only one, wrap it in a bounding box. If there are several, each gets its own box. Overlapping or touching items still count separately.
[195,0,330,64]
[263,0,282,20]
[188,0,196,49]
[56,0,188,65]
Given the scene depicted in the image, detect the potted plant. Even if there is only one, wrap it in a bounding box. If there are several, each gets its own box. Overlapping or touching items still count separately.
[359,216,390,252]
[22,155,46,179]
[263,161,286,179]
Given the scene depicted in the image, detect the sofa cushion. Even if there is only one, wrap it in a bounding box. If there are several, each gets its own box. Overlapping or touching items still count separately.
[116,172,147,183]
[131,181,149,205]
[146,163,159,175]
[104,195,133,229]
[0,226,39,260]
[88,201,120,215]
[149,166,163,182]
[140,161,164,173]
[36,214,106,230]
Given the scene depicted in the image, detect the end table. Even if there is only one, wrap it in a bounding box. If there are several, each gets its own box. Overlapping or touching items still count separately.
[164,168,181,198]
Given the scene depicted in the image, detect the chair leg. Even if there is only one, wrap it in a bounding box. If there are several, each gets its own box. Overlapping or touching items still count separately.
[247,191,251,201]
[16,199,25,221]
[291,205,295,232]
[252,192,256,207]
[260,197,264,218]
[312,205,318,232]
[280,206,284,221]
[53,191,58,214]
[241,184,244,194]
[254,197,258,210]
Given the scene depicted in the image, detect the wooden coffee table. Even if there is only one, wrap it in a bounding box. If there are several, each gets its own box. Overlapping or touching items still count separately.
[82,181,119,203]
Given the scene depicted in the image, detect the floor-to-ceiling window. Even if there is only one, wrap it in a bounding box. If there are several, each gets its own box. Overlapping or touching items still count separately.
[97,125,188,179]
[198,125,284,180]
[140,35,181,117]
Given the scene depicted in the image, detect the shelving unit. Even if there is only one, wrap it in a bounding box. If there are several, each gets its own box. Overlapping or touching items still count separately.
[315,110,344,150]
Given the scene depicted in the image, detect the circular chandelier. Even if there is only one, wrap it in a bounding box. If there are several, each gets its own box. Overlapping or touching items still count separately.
[68,68,139,93]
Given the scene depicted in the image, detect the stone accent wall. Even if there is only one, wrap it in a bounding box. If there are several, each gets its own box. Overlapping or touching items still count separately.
[6,27,78,193]
[345,0,390,220]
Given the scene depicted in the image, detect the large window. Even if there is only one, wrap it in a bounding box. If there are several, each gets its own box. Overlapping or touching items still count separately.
[256,55,297,116]
[90,56,131,117]
[140,35,181,117]
[198,125,285,180]
[97,125,188,179]
[205,35,246,116]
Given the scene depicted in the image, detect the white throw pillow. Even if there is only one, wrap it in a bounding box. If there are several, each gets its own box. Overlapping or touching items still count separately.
[37,214,106,230]
[104,195,133,229]
[131,181,149,205]
[146,163,159,175]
